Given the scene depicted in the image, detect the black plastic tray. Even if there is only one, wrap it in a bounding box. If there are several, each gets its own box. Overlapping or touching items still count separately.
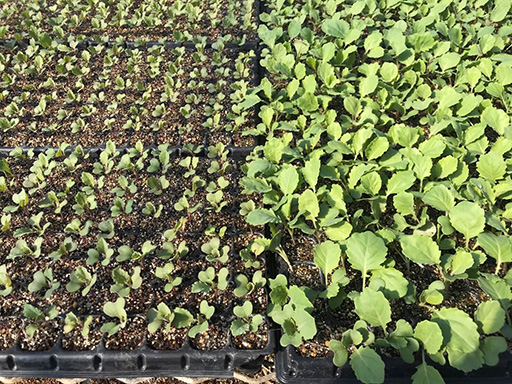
[0,331,276,379]
[276,346,512,383]
[272,257,512,383]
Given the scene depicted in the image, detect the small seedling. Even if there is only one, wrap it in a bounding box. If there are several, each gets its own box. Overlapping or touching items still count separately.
[100,297,127,335]
[66,266,97,296]
[155,263,182,292]
[0,265,12,296]
[234,271,267,297]
[64,312,93,337]
[110,266,143,298]
[231,301,263,336]
[191,267,229,293]
[23,304,59,339]
[28,268,60,298]
[201,237,229,263]
[188,300,215,338]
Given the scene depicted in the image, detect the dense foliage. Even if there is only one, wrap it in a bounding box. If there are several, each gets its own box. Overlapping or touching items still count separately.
[239,0,512,382]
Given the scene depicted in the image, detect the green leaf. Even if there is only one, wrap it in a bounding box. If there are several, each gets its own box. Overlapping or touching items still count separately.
[412,363,445,384]
[246,209,279,225]
[475,301,505,334]
[438,52,460,72]
[386,170,416,195]
[449,202,485,241]
[231,319,249,336]
[491,0,511,22]
[365,137,389,160]
[431,307,480,354]
[379,62,399,82]
[264,137,286,163]
[103,298,127,323]
[314,241,341,277]
[478,274,512,311]
[303,157,321,190]
[422,185,454,212]
[350,346,385,384]
[449,250,474,275]
[437,87,461,110]
[394,192,415,216]
[299,189,319,219]
[408,32,435,52]
[329,339,348,367]
[399,235,441,265]
[321,19,350,38]
[477,152,506,181]
[297,92,318,112]
[478,232,512,267]
[346,232,387,278]
[481,106,509,135]
[354,288,391,329]
[480,336,507,366]
[359,75,379,97]
[360,172,382,196]
[279,166,299,195]
[370,268,408,299]
[414,320,443,354]
[318,62,338,88]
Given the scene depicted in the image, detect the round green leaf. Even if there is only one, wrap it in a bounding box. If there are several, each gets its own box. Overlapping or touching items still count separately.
[414,320,443,354]
[350,346,385,384]
[475,301,506,334]
[399,234,441,265]
[449,202,485,241]
[314,241,341,277]
[346,232,387,277]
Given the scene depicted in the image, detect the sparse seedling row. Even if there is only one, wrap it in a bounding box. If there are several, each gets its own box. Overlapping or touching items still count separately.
[0,0,258,41]
[0,40,256,148]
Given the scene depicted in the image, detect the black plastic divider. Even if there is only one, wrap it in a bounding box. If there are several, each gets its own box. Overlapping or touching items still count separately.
[0,333,276,379]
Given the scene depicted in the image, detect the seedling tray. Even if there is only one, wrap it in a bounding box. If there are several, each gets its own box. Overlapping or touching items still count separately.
[0,328,276,378]
[275,347,512,383]
[0,142,277,378]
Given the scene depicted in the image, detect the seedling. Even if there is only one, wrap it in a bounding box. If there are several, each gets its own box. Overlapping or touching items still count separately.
[191,267,229,293]
[155,263,182,292]
[110,266,143,298]
[117,241,156,262]
[28,268,60,298]
[66,266,97,296]
[0,265,12,296]
[49,237,77,260]
[8,238,43,260]
[188,300,215,338]
[64,312,93,337]
[201,237,229,263]
[100,298,127,335]
[142,202,163,218]
[23,304,59,338]
[13,212,51,237]
[87,238,114,266]
[147,303,194,333]
[231,301,263,336]
[234,271,267,297]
